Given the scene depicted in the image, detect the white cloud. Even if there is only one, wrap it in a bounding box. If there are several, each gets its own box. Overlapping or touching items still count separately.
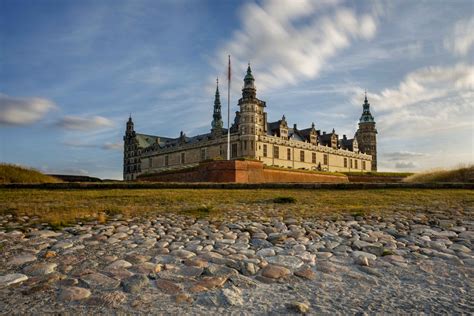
[351,64,474,137]
[383,151,428,161]
[394,161,416,169]
[216,0,377,91]
[0,93,56,125]
[101,142,122,151]
[444,17,474,56]
[56,115,114,131]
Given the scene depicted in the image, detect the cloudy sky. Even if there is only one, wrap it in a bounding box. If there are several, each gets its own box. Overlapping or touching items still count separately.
[1,0,473,179]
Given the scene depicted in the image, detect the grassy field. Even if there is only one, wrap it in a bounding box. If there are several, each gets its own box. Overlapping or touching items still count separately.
[1,188,472,229]
[404,165,473,183]
[0,164,62,184]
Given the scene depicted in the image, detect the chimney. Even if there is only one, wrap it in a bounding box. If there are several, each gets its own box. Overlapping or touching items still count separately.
[293,124,297,130]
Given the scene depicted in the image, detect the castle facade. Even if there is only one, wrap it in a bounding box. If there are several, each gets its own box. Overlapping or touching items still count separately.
[123,65,377,180]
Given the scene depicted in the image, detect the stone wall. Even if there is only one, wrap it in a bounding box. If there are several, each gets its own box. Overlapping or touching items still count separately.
[137,160,349,183]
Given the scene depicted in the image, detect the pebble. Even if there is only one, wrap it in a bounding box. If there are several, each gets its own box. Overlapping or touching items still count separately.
[0,273,28,287]
[261,265,291,279]
[9,254,37,266]
[58,286,91,301]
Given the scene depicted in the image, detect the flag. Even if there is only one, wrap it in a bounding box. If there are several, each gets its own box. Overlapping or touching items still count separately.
[228,55,231,83]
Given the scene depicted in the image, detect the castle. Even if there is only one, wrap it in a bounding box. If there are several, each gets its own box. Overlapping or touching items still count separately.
[123,65,377,180]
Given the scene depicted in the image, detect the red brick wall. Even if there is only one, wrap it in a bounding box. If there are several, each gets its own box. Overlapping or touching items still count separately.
[137,160,348,183]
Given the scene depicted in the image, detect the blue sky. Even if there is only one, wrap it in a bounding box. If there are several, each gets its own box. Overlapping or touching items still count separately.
[1,0,473,179]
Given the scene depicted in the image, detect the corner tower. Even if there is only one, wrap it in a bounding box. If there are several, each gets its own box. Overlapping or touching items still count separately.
[238,64,267,157]
[356,93,377,171]
[123,115,139,180]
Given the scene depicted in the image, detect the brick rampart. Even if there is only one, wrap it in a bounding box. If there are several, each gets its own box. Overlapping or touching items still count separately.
[137,160,348,183]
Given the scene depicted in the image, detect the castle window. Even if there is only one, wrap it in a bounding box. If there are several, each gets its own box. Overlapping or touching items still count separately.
[274,146,279,159]
[201,148,207,161]
[148,159,152,168]
[219,145,224,157]
[231,143,238,158]
[300,150,305,162]
[165,155,169,166]
[244,140,247,150]
[344,158,347,168]
[312,152,316,164]
[323,154,329,165]
[355,160,358,169]
[362,161,366,170]
[181,152,185,164]
[251,140,254,150]
[287,148,291,160]
[350,159,353,168]
[263,144,267,157]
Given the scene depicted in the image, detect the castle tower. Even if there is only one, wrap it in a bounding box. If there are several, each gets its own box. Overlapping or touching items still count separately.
[123,115,139,180]
[211,78,223,135]
[356,93,377,171]
[238,64,267,157]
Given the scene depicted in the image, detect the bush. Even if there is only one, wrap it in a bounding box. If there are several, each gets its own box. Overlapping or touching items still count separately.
[273,196,297,204]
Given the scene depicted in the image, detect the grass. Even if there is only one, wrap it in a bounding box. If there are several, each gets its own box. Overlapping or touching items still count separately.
[0,164,62,184]
[0,188,472,228]
[404,165,474,183]
[263,165,346,177]
[343,171,414,177]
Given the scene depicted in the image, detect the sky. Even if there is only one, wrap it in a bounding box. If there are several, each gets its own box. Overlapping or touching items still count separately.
[1,0,473,179]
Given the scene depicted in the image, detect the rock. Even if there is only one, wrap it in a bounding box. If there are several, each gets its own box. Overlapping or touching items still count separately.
[221,286,243,306]
[133,262,162,274]
[189,276,228,292]
[294,266,316,280]
[352,251,377,261]
[316,262,337,274]
[9,254,37,266]
[28,230,62,238]
[261,265,291,279]
[228,274,258,289]
[58,286,91,301]
[256,248,276,257]
[240,261,259,276]
[170,249,195,259]
[449,244,471,253]
[23,263,57,276]
[204,264,238,277]
[184,257,209,268]
[288,301,310,314]
[156,279,182,295]
[100,291,127,307]
[80,272,120,290]
[107,260,133,270]
[159,266,203,281]
[250,238,273,249]
[52,241,74,250]
[175,293,193,304]
[0,273,28,287]
[355,256,369,266]
[122,274,150,293]
[265,255,304,269]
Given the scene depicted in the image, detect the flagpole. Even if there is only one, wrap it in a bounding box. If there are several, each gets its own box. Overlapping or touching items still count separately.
[227,55,231,160]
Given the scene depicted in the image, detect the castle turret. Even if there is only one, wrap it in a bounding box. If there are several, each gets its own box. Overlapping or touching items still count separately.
[123,115,139,180]
[356,92,377,171]
[242,64,256,99]
[211,78,223,135]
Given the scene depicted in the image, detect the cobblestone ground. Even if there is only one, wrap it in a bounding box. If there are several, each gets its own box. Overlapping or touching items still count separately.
[0,206,473,315]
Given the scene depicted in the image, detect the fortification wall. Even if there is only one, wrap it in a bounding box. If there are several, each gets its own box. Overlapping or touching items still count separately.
[137,160,349,183]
